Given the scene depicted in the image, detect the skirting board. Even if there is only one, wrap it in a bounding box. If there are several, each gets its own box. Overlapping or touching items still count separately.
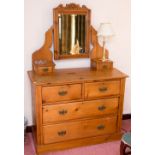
[122,113,131,120]
[26,114,131,133]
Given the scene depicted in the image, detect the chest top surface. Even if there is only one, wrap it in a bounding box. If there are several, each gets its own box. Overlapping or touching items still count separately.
[28,68,127,85]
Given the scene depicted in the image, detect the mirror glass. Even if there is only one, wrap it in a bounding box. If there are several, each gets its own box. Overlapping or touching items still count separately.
[58,14,86,55]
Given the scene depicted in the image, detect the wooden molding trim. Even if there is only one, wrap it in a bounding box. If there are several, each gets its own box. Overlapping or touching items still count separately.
[56,3,88,10]
[26,114,131,133]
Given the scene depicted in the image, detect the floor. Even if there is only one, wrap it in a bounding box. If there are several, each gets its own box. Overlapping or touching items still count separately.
[24,119,131,155]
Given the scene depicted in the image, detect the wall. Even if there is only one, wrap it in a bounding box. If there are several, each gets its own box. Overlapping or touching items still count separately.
[25,0,130,125]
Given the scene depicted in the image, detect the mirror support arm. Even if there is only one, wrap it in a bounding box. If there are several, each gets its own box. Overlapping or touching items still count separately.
[32,26,55,75]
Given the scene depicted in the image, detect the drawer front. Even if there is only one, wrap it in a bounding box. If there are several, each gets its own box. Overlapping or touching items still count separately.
[43,98,118,124]
[42,84,82,103]
[85,80,120,99]
[43,116,117,144]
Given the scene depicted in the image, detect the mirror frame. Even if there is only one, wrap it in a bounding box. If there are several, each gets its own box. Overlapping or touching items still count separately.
[53,3,91,60]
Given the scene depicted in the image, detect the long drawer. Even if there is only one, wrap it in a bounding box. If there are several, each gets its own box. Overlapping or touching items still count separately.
[43,116,117,144]
[85,80,120,99]
[43,98,118,124]
[42,84,82,103]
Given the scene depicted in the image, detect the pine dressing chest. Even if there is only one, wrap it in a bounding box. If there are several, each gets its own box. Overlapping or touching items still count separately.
[28,3,128,154]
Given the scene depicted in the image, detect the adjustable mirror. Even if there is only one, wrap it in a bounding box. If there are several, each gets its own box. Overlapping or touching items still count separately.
[53,4,91,59]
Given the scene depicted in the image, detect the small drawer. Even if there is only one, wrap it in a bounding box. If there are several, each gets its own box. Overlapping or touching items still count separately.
[85,80,120,99]
[43,98,118,124]
[42,84,82,103]
[43,116,117,144]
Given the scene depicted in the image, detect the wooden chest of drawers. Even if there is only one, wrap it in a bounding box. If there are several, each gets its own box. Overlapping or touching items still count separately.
[28,68,127,154]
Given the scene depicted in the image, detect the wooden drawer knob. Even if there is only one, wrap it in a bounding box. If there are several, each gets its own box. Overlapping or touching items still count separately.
[58,90,68,96]
[59,109,68,115]
[99,87,107,92]
[98,105,106,111]
[57,130,66,136]
[97,124,105,130]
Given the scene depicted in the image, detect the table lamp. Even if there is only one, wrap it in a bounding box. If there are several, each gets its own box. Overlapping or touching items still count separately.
[97,23,114,61]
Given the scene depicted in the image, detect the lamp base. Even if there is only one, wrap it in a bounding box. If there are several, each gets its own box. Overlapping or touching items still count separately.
[91,59,113,71]
[101,58,109,62]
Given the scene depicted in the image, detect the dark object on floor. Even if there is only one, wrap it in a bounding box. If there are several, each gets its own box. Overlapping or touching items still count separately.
[120,132,131,155]
[24,117,28,142]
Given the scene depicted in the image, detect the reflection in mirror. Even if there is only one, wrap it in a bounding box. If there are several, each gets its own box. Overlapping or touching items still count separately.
[58,14,86,55]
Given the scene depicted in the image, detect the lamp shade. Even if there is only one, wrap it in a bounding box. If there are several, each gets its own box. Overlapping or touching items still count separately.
[97,23,114,38]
